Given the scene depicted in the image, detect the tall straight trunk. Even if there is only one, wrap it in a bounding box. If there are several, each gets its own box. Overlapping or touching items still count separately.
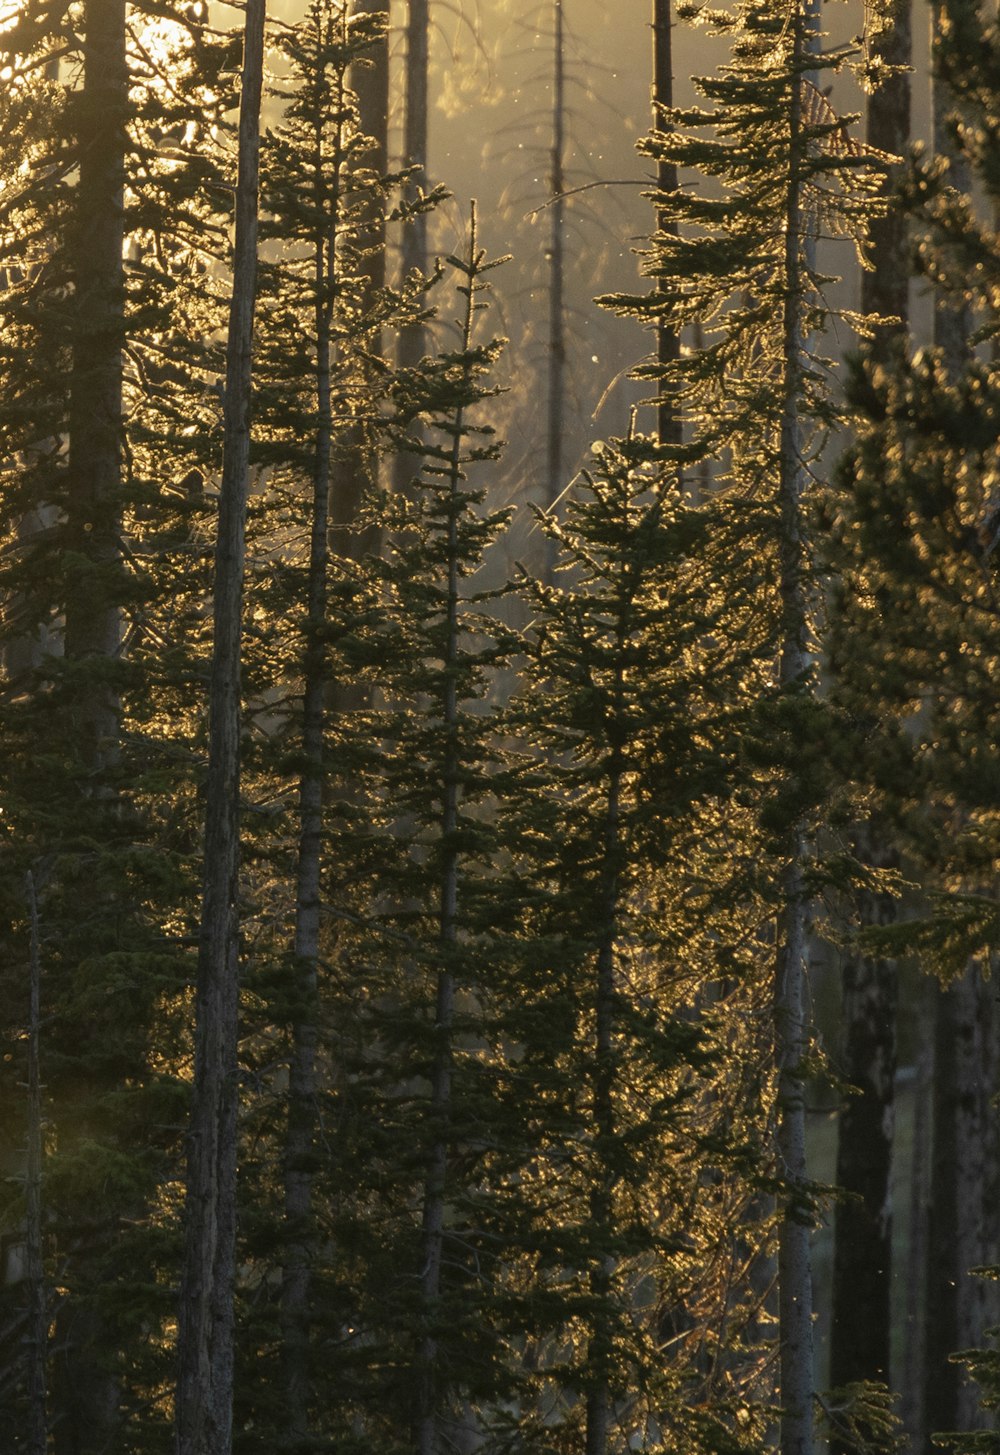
[281,44,347,1441]
[544,0,566,582]
[394,0,430,497]
[584,772,621,1455]
[52,9,127,1449]
[64,0,125,772]
[329,0,389,570]
[651,0,680,450]
[25,872,47,1455]
[921,16,977,1449]
[829,6,909,1427]
[829,868,897,1419]
[175,4,265,1452]
[902,976,933,1450]
[775,10,813,1453]
[414,209,479,1455]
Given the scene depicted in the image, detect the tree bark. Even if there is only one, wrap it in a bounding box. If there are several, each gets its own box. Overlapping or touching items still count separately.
[394,0,430,499]
[25,872,47,1455]
[175,4,265,1451]
[651,0,681,450]
[775,10,814,1453]
[544,0,566,582]
[830,8,909,1428]
[64,0,126,775]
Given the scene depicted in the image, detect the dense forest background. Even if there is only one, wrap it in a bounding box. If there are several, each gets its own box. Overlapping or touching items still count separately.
[1,0,999,1452]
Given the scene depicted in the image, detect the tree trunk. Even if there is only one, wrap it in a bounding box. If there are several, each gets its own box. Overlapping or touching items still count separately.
[175,4,265,1451]
[830,8,910,1429]
[901,975,933,1450]
[651,0,681,450]
[394,0,430,498]
[52,7,127,1448]
[25,872,47,1455]
[544,0,566,582]
[414,209,481,1455]
[64,0,125,775]
[830,865,897,1423]
[775,10,814,1453]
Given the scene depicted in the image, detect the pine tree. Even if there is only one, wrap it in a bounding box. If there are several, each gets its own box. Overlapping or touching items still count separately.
[175,2,266,1450]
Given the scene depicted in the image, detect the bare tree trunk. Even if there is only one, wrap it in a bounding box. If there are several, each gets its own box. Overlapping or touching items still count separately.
[775,11,814,1453]
[829,8,910,1429]
[52,8,127,1447]
[651,0,681,450]
[64,0,125,773]
[175,4,265,1451]
[544,0,566,582]
[902,976,932,1450]
[394,0,430,498]
[830,864,897,1425]
[280,19,355,1434]
[584,775,621,1455]
[414,209,481,1455]
[329,0,389,571]
[25,872,47,1455]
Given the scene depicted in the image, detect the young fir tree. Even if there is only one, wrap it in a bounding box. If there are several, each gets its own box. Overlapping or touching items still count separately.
[602,2,887,1450]
[488,427,779,1455]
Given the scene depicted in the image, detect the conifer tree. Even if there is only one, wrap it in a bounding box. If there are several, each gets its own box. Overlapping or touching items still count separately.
[603,3,884,1449]
[175,2,266,1450]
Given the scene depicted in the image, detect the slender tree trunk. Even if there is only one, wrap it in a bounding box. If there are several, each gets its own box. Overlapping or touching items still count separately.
[651,0,681,450]
[52,8,127,1448]
[902,976,933,1450]
[414,209,480,1455]
[584,773,621,1455]
[281,52,346,1442]
[921,17,977,1449]
[829,8,909,1428]
[830,864,897,1424]
[544,0,566,582]
[64,0,125,773]
[329,0,389,570]
[25,872,47,1455]
[175,4,265,1451]
[394,0,430,498]
[775,11,814,1454]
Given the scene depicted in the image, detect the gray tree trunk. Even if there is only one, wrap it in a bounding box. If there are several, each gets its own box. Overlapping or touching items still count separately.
[52,7,127,1448]
[175,4,265,1451]
[544,0,566,582]
[64,0,125,774]
[775,9,814,1453]
[414,211,480,1455]
[25,872,47,1455]
[651,0,681,450]
[829,5,910,1428]
[394,0,430,498]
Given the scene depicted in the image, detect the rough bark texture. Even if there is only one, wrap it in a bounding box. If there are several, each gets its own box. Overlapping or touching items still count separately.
[175,5,265,1451]
[902,978,933,1450]
[776,11,814,1453]
[652,0,681,450]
